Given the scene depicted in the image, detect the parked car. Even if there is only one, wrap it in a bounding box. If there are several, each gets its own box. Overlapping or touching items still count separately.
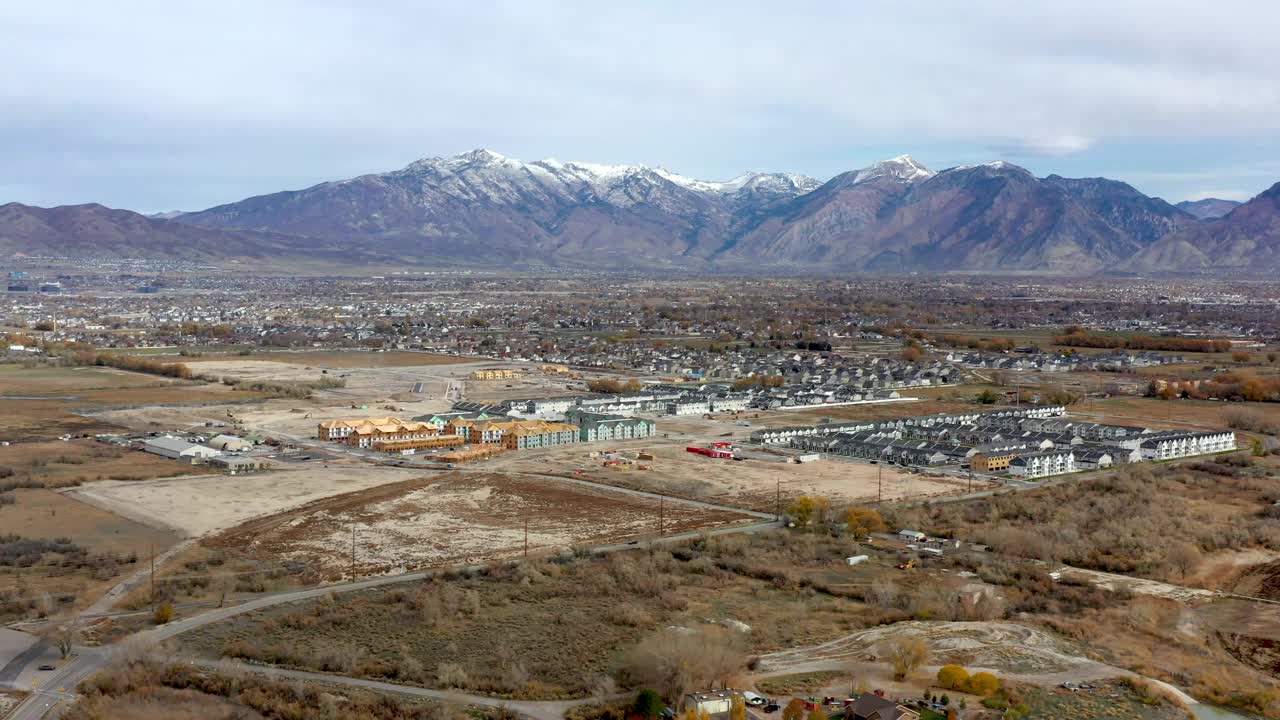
[38,664,55,671]
[762,703,780,714]
[743,692,768,707]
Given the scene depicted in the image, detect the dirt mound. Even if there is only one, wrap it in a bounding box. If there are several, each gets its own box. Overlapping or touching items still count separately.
[758,620,1086,675]
[1230,559,1280,600]
[1213,560,1280,678]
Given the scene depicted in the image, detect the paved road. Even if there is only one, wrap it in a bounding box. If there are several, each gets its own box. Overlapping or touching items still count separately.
[4,513,780,719]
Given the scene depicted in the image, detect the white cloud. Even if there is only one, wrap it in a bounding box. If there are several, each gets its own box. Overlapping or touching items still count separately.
[1,0,1279,208]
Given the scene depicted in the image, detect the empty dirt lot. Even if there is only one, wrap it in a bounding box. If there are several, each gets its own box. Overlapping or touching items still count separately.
[65,464,426,537]
[492,439,978,511]
[188,358,482,403]
[205,472,753,580]
[181,350,473,368]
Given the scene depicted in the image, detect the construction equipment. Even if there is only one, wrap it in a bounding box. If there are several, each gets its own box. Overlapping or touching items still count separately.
[895,559,916,570]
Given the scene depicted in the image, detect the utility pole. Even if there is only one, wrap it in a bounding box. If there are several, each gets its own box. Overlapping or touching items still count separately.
[523,518,529,558]
[149,543,155,610]
[350,525,357,583]
[877,465,882,504]
[775,477,781,519]
[658,496,665,536]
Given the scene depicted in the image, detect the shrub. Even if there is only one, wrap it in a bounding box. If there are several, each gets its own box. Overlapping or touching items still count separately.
[965,671,1000,696]
[937,664,969,690]
[153,603,175,625]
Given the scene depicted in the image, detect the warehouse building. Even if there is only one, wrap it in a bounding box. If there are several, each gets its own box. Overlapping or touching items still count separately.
[143,436,221,463]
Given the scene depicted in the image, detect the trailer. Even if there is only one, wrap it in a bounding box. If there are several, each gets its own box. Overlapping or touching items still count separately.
[687,446,734,459]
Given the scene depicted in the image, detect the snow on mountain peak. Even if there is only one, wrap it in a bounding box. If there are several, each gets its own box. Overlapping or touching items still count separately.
[852,155,935,184]
[388,150,821,207]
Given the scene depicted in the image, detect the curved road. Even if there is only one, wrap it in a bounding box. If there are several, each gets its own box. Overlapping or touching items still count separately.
[5,515,780,720]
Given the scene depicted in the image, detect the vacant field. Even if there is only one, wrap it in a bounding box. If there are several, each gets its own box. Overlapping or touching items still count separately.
[492,440,978,511]
[888,457,1280,581]
[179,532,892,699]
[181,350,475,368]
[0,439,199,486]
[205,472,753,581]
[1041,596,1280,717]
[0,364,172,394]
[1002,680,1193,720]
[0,488,180,620]
[1075,396,1280,433]
[0,382,270,442]
[66,464,425,537]
[752,398,975,428]
[189,358,475,404]
[70,657,477,720]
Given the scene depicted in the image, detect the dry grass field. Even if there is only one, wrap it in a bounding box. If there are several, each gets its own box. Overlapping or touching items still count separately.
[178,532,891,699]
[0,439,200,486]
[0,489,180,619]
[204,472,752,581]
[0,364,170,394]
[1,489,179,559]
[182,350,474,368]
[1075,396,1280,432]
[0,366,270,441]
[761,397,976,426]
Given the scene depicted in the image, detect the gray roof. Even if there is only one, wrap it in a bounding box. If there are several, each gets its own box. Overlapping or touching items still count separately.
[144,436,198,453]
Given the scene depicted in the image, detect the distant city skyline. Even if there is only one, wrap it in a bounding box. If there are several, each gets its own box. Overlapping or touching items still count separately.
[3,1,1279,212]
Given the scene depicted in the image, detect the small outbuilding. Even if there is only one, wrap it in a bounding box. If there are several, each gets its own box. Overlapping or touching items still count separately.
[208,434,253,452]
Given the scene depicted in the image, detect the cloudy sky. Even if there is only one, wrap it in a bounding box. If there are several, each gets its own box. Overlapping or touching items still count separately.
[3,1,1279,212]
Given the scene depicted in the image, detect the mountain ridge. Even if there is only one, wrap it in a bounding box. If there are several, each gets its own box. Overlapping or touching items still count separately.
[6,150,1277,274]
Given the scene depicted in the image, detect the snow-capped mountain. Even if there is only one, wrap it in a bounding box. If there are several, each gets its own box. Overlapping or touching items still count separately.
[165,149,1227,272]
[850,154,936,184]
[178,149,821,264]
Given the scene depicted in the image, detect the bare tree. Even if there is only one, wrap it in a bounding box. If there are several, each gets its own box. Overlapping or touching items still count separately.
[620,627,745,702]
[40,618,79,659]
[1167,542,1202,580]
[885,636,930,680]
[214,575,236,608]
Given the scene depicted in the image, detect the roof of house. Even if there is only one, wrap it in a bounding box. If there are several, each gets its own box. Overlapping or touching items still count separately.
[848,694,914,720]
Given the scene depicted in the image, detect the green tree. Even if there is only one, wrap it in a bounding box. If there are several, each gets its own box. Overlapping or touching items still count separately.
[634,689,663,720]
[976,389,999,405]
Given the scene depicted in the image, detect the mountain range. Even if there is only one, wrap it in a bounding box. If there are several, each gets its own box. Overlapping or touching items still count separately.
[3,149,1277,274]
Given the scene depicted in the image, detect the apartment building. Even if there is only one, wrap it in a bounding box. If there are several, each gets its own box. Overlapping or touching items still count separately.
[1009,450,1076,479]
